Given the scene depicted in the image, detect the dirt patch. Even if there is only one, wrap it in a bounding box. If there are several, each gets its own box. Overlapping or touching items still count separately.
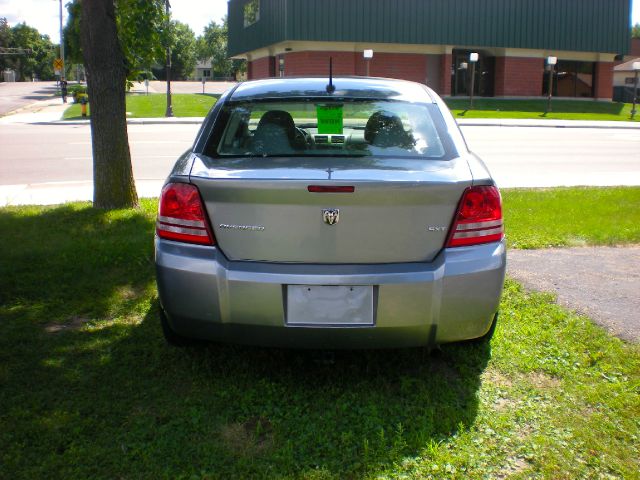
[526,371,561,389]
[44,316,90,333]
[220,416,274,456]
[507,246,640,342]
[496,456,529,479]
[481,369,514,388]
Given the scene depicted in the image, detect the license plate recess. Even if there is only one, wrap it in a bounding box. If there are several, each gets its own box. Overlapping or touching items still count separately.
[286,285,374,326]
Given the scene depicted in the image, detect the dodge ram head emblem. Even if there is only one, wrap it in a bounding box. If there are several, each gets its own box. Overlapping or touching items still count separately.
[322,208,340,225]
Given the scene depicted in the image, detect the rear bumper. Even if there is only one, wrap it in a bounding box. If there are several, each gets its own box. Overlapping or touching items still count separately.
[155,238,506,348]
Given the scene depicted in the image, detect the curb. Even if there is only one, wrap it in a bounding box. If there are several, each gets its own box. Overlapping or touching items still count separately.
[456,121,640,130]
[34,118,640,129]
[46,118,205,126]
[5,113,640,129]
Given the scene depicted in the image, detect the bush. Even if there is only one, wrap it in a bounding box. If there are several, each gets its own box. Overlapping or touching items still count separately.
[68,84,88,103]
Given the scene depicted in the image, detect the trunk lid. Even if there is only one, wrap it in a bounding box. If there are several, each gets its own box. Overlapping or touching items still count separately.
[190,154,472,264]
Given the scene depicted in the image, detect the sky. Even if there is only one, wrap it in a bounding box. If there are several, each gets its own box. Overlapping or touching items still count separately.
[0,0,228,42]
[1,0,639,45]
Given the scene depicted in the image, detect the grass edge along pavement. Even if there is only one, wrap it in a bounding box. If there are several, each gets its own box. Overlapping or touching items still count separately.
[447,98,640,122]
[63,94,640,122]
[0,188,639,479]
[62,93,220,119]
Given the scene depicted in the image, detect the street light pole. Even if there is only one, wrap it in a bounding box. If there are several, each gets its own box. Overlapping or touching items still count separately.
[469,52,479,110]
[631,62,640,120]
[164,0,174,117]
[545,56,557,114]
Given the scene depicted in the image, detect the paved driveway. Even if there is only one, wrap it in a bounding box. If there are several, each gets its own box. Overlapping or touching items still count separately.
[0,81,59,116]
[508,246,640,342]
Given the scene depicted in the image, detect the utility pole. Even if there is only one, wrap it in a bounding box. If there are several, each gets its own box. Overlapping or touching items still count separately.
[58,0,65,81]
[165,0,174,117]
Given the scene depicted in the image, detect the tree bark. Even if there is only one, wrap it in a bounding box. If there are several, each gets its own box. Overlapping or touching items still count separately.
[80,0,138,209]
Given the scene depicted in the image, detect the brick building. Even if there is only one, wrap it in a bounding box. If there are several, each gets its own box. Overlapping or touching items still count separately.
[228,0,632,101]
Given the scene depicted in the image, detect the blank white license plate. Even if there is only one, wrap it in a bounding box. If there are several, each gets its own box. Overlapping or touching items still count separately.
[287,285,374,326]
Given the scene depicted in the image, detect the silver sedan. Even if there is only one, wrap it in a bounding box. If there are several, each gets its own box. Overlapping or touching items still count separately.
[155,77,505,348]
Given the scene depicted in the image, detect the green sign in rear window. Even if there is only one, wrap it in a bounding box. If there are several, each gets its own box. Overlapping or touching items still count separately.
[316,105,343,134]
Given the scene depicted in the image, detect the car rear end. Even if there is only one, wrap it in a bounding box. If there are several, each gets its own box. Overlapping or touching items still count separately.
[155,78,506,348]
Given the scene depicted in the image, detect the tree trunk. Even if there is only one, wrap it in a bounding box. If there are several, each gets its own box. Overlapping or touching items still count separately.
[80,0,138,209]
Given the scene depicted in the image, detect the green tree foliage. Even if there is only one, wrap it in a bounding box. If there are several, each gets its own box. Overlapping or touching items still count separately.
[115,0,166,75]
[197,17,245,79]
[0,17,12,72]
[632,23,640,39]
[63,1,82,65]
[0,19,57,80]
[64,0,167,80]
[153,21,197,80]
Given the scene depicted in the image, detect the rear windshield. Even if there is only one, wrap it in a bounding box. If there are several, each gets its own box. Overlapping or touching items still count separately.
[205,100,455,160]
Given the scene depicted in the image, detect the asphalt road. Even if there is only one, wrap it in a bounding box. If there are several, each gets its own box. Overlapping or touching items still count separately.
[0,81,59,116]
[461,126,640,187]
[1,122,638,188]
[0,123,198,185]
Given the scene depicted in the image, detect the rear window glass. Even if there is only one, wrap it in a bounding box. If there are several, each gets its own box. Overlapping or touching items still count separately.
[207,100,453,159]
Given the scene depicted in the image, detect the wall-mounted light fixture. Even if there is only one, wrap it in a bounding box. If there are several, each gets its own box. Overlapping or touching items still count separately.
[363,49,373,76]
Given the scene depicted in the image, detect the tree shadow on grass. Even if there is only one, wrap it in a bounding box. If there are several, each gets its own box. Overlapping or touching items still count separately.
[0,203,491,479]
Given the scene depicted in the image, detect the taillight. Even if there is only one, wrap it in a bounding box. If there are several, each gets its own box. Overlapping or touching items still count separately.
[446,186,503,247]
[156,183,215,245]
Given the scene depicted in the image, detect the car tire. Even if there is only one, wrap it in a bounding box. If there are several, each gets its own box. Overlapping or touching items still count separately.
[159,307,196,347]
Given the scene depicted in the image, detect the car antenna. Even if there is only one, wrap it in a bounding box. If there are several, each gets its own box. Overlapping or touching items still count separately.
[326,57,335,94]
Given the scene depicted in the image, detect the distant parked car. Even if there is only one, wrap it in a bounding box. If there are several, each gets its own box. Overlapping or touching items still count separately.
[155,76,505,348]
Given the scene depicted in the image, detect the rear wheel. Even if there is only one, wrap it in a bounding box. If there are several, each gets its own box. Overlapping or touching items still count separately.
[159,307,197,347]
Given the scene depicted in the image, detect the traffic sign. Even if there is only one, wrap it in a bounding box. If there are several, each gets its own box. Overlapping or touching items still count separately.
[53,58,64,71]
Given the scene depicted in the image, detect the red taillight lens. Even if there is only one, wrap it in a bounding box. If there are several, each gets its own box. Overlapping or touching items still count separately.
[446,186,503,247]
[156,183,215,245]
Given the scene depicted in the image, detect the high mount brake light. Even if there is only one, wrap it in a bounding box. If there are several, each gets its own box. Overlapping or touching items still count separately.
[447,186,503,247]
[307,185,355,193]
[156,183,215,246]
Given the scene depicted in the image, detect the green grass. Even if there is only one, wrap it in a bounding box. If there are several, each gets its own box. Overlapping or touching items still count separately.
[1,189,639,479]
[63,93,219,119]
[445,98,640,122]
[502,186,640,249]
[64,95,640,122]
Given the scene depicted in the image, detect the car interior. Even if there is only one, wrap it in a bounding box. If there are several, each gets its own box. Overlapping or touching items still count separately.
[214,102,446,158]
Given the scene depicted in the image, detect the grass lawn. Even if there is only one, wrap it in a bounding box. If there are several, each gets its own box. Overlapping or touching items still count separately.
[445,98,640,122]
[1,188,639,479]
[63,93,219,119]
[502,186,640,249]
[63,94,640,122]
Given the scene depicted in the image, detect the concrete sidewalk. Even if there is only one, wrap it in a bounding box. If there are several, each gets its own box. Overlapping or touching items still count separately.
[0,180,164,207]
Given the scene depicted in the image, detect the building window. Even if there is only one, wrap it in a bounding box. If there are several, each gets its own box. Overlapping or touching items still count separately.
[451,49,495,97]
[244,0,260,27]
[543,60,595,98]
[203,70,211,78]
